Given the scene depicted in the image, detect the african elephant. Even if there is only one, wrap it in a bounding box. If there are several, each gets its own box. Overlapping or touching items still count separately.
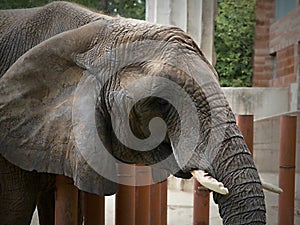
[0,1,266,225]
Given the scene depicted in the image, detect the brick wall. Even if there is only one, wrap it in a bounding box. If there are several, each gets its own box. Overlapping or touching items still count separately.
[253,0,275,87]
[271,45,296,87]
[253,0,300,88]
[269,7,300,52]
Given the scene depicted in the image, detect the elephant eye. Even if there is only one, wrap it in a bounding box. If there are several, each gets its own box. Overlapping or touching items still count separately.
[156,98,169,106]
[155,98,172,115]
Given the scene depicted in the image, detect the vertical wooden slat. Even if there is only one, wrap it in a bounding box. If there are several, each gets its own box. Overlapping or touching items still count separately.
[193,180,209,225]
[116,165,136,225]
[160,181,168,225]
[237,114,254,156]
[150,183,161,225]
[135,166,151,225]
[278,116,297,225]
[55,175,78,225]
[83,192,105,225]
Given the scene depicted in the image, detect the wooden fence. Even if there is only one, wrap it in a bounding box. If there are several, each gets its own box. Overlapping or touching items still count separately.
[54,115,297,225]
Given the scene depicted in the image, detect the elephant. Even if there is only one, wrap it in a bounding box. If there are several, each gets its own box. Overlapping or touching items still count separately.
[0,1,267,225]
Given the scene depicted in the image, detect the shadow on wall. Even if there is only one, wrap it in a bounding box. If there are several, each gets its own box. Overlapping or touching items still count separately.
[222,87,289,119]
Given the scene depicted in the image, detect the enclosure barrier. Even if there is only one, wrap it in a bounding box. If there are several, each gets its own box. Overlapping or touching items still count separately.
[135,166,151,225]
[82,192,105,225]
[193,181,210,225]
[116,164,135,225]
[237,115,254,156]
[55,175,78,225]
[54,115,297,225]
[278,116,297,225]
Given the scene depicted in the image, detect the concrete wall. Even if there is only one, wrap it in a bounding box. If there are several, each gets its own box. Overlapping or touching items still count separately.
[222,87,299,173]
[254,114,300,173]
[222,87,289,119]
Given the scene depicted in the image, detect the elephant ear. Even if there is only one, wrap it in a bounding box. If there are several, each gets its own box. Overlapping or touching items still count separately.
[0,20,118,195]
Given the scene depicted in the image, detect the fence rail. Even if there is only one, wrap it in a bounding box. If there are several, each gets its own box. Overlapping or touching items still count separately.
[54,115,297,225]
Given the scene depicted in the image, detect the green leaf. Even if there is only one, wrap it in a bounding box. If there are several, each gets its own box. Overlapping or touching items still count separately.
[215,0,255,87]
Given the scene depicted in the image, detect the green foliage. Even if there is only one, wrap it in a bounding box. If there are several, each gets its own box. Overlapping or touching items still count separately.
[0,0,145,20]
[0,0,51,9]
[215,0,255,87]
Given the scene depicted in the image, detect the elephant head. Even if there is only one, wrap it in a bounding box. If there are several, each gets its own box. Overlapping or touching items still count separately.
[0,4,266,224]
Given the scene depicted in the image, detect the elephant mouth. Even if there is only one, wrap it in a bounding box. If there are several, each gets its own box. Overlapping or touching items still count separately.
[174,169,229,195]
[173,170,193,179]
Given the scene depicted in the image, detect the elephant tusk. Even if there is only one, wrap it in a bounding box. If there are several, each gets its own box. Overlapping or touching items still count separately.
[191,171,282,195]
[191,170,229,195]
[261,180,283,194]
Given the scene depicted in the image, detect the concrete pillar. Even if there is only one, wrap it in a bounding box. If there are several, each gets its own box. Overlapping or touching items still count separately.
[146,0,187,32]
[200,0,217,64]
[146,0,217,64]
[170,0,187,32]
[187,0,203,46]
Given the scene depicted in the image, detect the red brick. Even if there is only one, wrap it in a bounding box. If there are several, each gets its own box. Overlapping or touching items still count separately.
[285,65,295,74]
[255,73,273,80]
[253,0,300,87]
[254,58,267,64]
[254,66,265,73]
[255,49,271,56]
[273,77,284,87]
[264,65,274,71]
[285,57,294,66]
[256,20,267,26]
[252,79,271,87]
[253,71,266,77]
[283,74,297,85]
[287,45,295,55]
[256,44,269,50]
[256,25,269,33]
[277,68,284,77]
[256,35,270,41]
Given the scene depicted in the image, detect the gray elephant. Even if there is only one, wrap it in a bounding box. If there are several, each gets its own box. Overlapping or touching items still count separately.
[0,1,266,225]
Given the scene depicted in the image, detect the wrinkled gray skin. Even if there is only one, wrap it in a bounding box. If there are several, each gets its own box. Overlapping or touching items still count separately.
[0,2,266,225]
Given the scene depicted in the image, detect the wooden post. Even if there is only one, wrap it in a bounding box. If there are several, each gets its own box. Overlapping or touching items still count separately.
[135,166,151,225]
[278,116,297,225]
[193,180,210,225]
[55,175,78,225]
[82,192,105,225]
[160,180,168,225]
[115,165,136,225]
[150,180,168,225]
[237,115,254,156]
[150,183,161,225]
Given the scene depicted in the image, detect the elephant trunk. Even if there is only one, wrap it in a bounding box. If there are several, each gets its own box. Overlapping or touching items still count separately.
[168,100,267,223]
[211,133,266,224]
[176,70,267,223]
[155,66,266,223]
